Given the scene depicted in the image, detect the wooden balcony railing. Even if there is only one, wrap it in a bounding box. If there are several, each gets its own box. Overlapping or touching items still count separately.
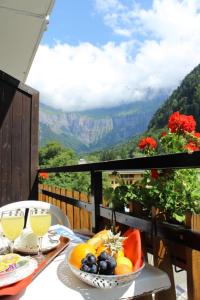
[38,151,200,300]
[39,151,200,248]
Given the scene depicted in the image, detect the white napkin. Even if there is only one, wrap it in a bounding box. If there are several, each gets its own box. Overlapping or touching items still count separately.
[49,225,87,243]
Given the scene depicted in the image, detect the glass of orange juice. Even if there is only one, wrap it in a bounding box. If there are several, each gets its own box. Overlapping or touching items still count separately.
[1,209,24,252]
[29,208,51,261]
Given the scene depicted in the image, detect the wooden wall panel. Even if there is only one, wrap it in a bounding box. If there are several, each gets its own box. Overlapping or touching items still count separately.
[0,70,39,206]
[21,94,31,200]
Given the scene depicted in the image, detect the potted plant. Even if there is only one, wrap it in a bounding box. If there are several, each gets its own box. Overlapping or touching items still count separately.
[134,111,200,223]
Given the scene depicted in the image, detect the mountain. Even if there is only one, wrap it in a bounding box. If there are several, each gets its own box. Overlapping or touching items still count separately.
[39,95,166,153]
[148,64,200,131]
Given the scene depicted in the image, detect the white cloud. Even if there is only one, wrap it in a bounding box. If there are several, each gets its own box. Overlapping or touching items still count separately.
[27,0,200,112]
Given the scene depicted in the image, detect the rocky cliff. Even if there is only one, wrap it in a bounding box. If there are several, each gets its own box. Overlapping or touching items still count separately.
[39,95,166,153]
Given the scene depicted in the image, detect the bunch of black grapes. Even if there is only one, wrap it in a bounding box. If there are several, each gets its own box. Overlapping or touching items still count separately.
[80,253,98,274]
[80,251,116,275]
[97,251,116,275]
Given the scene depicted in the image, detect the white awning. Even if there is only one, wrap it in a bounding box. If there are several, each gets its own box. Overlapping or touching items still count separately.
[0,0,55,82]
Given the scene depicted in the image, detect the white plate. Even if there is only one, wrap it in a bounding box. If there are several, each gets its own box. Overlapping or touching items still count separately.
[14,234,60,255]
[0,257,38,288]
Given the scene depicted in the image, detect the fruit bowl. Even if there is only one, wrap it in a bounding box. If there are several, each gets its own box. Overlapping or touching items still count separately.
[66,247,145,289]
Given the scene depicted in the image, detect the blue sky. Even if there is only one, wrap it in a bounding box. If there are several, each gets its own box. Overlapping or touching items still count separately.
[27,0,200,112]
[42,1,116,46]
[42,0,153,46]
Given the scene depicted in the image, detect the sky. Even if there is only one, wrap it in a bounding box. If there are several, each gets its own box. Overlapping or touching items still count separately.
[27,0,200,112]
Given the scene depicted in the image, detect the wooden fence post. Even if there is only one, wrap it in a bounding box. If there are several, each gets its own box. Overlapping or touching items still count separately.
[152,207,176,300]
[80,191,92,233]
[73,190,81,230]
[186,213,200,300]
[66,189,74,229]
[90,171,102,233]
[38,184,42,201]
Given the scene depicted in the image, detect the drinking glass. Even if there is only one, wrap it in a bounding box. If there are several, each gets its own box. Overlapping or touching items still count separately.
[29,208,51,262]
[1,209,24,253]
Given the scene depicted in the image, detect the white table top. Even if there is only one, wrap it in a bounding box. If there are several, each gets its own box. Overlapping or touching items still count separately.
[1,228,171,300]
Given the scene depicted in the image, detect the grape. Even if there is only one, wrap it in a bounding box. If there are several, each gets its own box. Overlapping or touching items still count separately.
[86,254,96,266]
[98,260,108,273]
[89,264,98,274]
[81,258,88,265]
[105,268,114,275]
[80,264,90,272]
[81,252,116,276]
[86,253,94,259]
[98,251,108,261]
[107,256,116,270]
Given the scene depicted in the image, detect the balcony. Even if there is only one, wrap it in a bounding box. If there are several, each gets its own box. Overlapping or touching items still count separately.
[0,69,200,299]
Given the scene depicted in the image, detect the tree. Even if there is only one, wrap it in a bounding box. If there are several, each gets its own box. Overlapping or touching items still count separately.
[39,142,91,192]
[39,141,65,166]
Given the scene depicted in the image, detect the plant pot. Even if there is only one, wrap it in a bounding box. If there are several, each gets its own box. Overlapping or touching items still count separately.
[128,201,151,218]
[129,201,144,216]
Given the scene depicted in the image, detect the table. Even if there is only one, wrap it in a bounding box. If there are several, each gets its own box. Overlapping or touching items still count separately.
[1,230,171,300]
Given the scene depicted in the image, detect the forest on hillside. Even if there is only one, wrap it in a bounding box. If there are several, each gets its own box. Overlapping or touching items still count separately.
[148,64,200,131]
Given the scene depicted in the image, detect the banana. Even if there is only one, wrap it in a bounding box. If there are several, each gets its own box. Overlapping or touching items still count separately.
[86,229,109,249]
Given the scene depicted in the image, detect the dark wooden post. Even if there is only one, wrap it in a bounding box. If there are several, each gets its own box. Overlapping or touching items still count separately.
[29,175,38,200]
[186,213,200,300]
[90,171,102,233]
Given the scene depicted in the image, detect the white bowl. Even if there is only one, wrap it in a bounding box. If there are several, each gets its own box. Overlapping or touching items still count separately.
[66,247,145,289]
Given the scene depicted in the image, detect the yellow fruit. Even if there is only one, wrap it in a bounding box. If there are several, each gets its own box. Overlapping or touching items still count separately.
[93,229,109,239]
[1,254,21,264]
[115,264,133,275]
[115,250,124,260]
[116,256,133,269]
[87,229,109,250]
[87,237,103,250]
[0,262,8,272]
[68,243,96,269]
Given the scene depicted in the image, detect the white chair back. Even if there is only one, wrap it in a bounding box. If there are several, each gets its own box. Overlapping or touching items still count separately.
[0,200,70,228]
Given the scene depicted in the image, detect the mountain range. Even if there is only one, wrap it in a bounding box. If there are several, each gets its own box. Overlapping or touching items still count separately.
[39,63,200,159]
[39,93,167,153]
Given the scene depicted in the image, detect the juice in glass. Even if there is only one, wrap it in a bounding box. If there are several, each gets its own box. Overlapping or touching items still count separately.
[30,213,51,237]
[1,215,24,240]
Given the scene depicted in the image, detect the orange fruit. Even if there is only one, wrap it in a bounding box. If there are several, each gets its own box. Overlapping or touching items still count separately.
[115,264,133,275]
[68,243,96,269]
[116,256,133,269]
[96,245,109,257]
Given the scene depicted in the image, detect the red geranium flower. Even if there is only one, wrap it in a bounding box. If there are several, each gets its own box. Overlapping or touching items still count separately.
[184,142,199,153]
[194,132,200,139]
[138,137,157,150]
[160,131,167,137]
[168,111,196,133]
[151,169,159,179]
[39,172,49,180]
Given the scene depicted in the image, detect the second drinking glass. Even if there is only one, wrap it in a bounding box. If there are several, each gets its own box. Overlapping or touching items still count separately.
[1,209,24,253]
[29,208,52,262]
